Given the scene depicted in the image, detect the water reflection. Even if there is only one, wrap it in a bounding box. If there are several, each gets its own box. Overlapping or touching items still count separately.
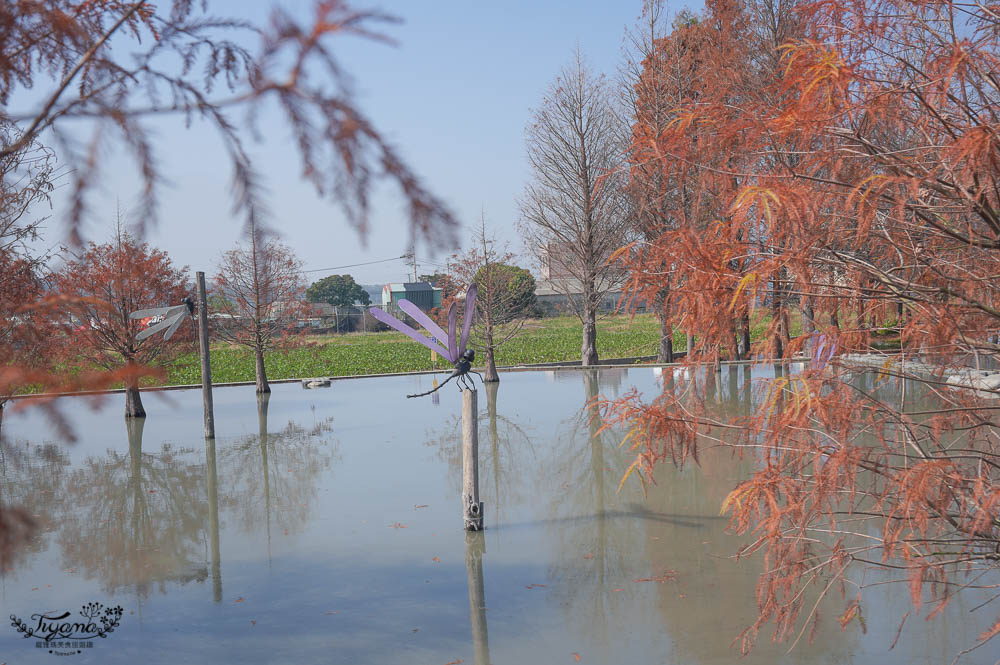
[424,382,537,528]
[57,417,208,599]
[464,530,490,665]
[0,440,70,576]
[206,432,221,603]
[542,369,636,664]
[218,394,337,547]
[0,371,991,664]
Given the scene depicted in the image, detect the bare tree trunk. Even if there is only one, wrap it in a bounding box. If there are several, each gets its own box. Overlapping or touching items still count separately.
[484,327,499,382]
[687,331,694,355]
[802,297,815,355]
[254,347,270,394]
[581,291,599,366]
[739,313,751,359]
[771,297,784,358]
[654,288,673,363]
[124,362,145,418]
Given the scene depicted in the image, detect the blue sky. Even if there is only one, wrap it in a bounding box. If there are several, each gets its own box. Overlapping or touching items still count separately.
[41,1,699,285]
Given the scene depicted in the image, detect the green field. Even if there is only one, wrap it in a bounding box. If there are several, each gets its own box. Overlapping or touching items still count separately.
[29,312,815,392]
[165,313,679,385]
[159,312,812,386]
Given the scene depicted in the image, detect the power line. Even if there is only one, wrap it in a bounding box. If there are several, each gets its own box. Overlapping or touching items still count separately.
[301,256,407,274]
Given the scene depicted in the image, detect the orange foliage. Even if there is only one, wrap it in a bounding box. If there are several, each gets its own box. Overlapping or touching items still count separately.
[614,0,1000,657]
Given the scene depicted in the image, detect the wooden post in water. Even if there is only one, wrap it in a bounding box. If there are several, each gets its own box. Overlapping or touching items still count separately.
[462,388,483,530]
[196,271,215,439]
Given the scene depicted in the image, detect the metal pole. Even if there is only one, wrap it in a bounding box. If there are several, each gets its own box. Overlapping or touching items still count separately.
[462,388,483,530]
[196,271,215,439]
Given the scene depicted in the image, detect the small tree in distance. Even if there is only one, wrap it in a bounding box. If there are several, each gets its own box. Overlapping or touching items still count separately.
[306,274,370,307]
[447,220,536,382]
[54,230,190,418]
[213,235,306,394]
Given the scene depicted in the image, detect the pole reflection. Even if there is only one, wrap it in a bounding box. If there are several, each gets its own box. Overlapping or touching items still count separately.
[464,530,491,665]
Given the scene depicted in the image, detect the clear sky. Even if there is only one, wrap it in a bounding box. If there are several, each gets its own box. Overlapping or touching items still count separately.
[41,0,699,285]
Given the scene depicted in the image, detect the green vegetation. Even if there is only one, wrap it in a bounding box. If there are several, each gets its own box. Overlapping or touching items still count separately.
[165,314,673,385]
[55,312,818,390]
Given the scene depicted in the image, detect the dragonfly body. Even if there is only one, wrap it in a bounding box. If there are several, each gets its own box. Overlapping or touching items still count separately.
[370,284,482,398]
[406,349,478,398]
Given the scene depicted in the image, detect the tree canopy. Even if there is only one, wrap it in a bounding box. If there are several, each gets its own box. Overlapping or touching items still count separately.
[612,0,1000,656]
[473,263,536,324]
[306,274,370,307]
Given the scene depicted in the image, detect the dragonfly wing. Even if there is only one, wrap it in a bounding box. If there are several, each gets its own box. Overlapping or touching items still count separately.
[370,307,454,362]
[130,304,183,320]
[824,337,838,364]
[458,283,477,355]
[161,310,189,341]
[812,334,825,364]
[136,312,183,341]
[447,302,458,361]
[397,299,449,345]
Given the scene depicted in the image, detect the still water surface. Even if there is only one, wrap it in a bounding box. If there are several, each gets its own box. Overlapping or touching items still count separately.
[0,367,996,664]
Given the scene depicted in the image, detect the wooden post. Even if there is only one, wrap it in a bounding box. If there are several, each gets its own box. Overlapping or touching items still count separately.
[462,388,483,530]
[196,271,215,439]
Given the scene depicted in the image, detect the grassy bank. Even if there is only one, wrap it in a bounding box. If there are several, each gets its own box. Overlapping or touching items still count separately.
[165,314,679,385]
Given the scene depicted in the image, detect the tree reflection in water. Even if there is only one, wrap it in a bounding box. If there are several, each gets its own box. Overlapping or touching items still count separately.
[0,439,70,576]
[48,397,337,604]
[218,394,337,555]
[423,383,536,528]
[56,417,208,599]
[635,363,860,664]
[541,369,640,664]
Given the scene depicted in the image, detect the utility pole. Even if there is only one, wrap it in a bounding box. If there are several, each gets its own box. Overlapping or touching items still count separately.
[404,250,418,282]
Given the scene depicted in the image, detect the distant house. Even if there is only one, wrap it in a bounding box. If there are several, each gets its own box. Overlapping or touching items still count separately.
[534,277,627,315]
[381,282,442,311]
[534,241,629,315]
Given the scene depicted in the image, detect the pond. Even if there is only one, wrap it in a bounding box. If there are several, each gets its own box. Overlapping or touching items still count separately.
[0,367,995,664]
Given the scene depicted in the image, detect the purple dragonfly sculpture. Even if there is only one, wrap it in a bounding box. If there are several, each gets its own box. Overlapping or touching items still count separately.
[811,333,838,370]
[370,283,481,398]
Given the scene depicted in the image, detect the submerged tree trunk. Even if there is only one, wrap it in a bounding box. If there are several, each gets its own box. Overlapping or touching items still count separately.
[124,363,145,418]
[254,347,270,394]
